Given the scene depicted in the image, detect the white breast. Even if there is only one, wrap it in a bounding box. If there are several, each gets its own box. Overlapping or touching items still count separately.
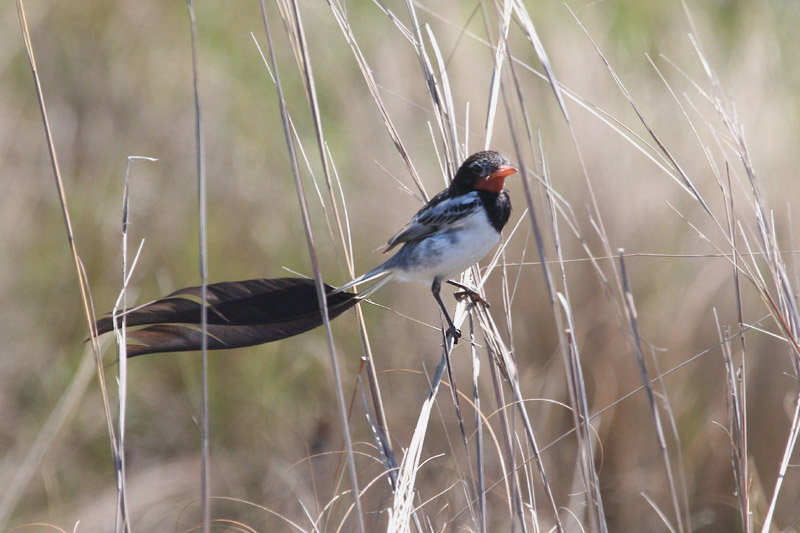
[390,206,500,284]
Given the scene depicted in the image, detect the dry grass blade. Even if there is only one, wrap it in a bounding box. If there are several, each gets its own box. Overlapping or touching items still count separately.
[510,0,569,122]
[355,374,398,490]
[671,12,800,524]
[389,338,454,533]
[328,0,427,200]
[468,315,488,533]
[640,492,678,533]
[715,310,751,532]
[415,1,686,184]
[483,0,512,149]
[567,5,714,222]
[539,124,606,529]
[284,0,394,475]
[505,39,608,522]
[184,2,211,530]
[422,24,461,163]
[476,304,563,532]
[0,344,99,529]
[721,166,752,532]
[110,156,153,531]
[485,350,521,527]
[503,36,625,522]
[618,251,684,533]
[258,3,365,531]
[761,397,800,533]
[501,14,604,528]
[403,0,459,167]
[11,0,121,528]
[525,7,626,320]
[556,293,606,532]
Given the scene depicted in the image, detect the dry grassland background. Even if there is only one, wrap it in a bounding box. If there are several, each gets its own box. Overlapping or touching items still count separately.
[3,0,800,531]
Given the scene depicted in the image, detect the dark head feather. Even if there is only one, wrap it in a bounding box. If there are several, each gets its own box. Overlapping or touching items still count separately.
[450,151,512,193]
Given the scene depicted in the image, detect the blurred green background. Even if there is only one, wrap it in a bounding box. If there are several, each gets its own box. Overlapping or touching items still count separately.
[3,0,800,531]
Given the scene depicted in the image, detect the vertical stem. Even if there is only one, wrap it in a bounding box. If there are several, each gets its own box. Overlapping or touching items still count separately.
[14,0,121,526]
[185,1,210,531]
[258,3,365,531]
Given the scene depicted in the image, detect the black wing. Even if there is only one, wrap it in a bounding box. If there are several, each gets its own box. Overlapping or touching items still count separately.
[384,191,481,252]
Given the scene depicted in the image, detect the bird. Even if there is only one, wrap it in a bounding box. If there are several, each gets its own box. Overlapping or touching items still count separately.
[334,150,517,342]
[93,150,516,356]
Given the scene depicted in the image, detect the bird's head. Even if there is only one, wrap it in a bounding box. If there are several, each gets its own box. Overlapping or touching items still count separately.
[451,150,517,194]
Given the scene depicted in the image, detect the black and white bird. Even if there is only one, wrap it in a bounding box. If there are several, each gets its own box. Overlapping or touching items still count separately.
[335,150,517,341]
[93,151,516,356]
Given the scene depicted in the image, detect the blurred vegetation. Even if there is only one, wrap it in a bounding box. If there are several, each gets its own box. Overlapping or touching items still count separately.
[3,0,800,531]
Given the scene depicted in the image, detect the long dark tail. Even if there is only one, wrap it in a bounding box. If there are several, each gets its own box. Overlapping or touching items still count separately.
[93,277,358,357]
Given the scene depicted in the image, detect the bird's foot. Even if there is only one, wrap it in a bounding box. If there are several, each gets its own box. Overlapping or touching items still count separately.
[452,287,491,308]
[447,280,490,308]
[446,325,462,344]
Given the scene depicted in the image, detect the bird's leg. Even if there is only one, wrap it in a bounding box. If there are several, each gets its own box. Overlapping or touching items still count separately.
[432,279,461,344]
[446,280,491,308]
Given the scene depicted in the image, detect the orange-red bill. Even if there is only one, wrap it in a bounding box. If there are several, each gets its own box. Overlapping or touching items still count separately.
[473,165,518,193]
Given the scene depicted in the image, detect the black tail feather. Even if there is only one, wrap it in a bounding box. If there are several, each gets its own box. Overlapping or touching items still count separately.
[93,277,358,357]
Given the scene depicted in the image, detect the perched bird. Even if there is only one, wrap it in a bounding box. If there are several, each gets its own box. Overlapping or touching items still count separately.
[334,150,517,341]
[93,150,516,355]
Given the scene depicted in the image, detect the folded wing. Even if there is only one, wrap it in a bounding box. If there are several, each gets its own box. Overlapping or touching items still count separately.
[384,192,482,252]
